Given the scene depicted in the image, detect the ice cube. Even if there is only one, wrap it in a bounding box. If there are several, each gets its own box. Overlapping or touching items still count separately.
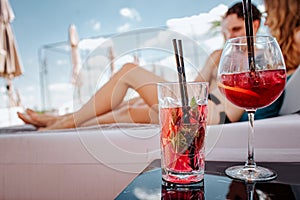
[160,97,181,108]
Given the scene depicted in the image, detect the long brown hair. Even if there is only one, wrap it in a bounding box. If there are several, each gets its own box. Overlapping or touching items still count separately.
[264,0,300,72]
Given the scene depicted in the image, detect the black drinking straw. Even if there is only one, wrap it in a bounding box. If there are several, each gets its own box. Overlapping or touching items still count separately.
[242,0,256,72]
[172,39,190,123]
[173,39,195,169]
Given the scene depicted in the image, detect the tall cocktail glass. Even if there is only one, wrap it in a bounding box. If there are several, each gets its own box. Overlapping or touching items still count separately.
[157,82,209,184]
[218,36,286,182]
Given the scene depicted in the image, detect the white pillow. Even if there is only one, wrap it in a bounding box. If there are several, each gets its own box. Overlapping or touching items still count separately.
[279,65,300,115]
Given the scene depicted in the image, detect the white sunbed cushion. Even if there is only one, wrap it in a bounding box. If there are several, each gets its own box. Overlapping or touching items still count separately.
[279,66,300,115]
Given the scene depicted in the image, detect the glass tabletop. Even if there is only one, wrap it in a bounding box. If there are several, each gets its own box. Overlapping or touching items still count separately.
[115,160,300,200]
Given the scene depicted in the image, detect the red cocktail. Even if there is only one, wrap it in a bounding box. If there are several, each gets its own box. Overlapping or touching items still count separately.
[160,104,207,184]
[218,69,286,109]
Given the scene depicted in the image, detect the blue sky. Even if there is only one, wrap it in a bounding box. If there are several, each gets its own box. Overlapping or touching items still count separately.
[2,0,263,111]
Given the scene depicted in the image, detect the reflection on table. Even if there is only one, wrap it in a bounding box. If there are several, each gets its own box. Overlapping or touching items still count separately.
[116,160,300,200]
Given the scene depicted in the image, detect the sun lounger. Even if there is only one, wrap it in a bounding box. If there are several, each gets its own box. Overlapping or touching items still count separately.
[0,114,299,199]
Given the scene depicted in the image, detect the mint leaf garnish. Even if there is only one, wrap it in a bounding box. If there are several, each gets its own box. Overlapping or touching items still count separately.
[190,97,197,111]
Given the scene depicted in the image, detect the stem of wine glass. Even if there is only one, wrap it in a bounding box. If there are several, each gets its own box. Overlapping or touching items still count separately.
[246,182,255,200]
[246,111,256,167]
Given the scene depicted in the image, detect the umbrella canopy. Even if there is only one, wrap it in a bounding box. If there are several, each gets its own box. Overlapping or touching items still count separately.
[69,24,83,106]
[108,46,115,76]
[68,24,82,86]
[0,0,23,78]
[0,0,23,107]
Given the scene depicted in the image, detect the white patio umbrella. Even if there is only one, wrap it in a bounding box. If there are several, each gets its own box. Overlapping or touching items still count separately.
[0,0,23,107]
[108,46,115,76]
[69,24,82,85]
[68,24,83,106]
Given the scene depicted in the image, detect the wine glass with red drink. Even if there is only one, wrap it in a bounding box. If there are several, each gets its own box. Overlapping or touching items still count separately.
[217,36,286,182]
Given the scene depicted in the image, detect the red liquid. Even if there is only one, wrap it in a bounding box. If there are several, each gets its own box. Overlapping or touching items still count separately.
[218,69,286,110]
[160,104,207,184]
[161,184,204,200]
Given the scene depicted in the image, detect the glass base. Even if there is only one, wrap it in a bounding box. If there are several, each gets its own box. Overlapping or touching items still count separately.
[225,165,277,182]
[162,170,204,185]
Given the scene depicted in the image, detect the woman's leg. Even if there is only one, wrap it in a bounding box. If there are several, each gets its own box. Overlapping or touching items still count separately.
[80,102,158,126]
[17,97,144,129]
[26,63,165,130]
[73,63,165,126]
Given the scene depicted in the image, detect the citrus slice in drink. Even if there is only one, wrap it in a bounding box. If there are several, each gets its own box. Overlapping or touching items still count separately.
[218,83,260,97]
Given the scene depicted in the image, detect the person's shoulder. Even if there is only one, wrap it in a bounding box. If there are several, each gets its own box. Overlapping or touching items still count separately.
[209,49,223,58]
[206,49,223,65]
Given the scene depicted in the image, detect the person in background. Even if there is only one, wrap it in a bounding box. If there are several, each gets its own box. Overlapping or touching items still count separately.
[18,3,288,129]
[194,2,262,123]
[238,0,300,121]
[264,0,300,75]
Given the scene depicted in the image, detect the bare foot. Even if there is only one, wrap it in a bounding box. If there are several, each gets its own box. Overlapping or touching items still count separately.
[17,109,59,128]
